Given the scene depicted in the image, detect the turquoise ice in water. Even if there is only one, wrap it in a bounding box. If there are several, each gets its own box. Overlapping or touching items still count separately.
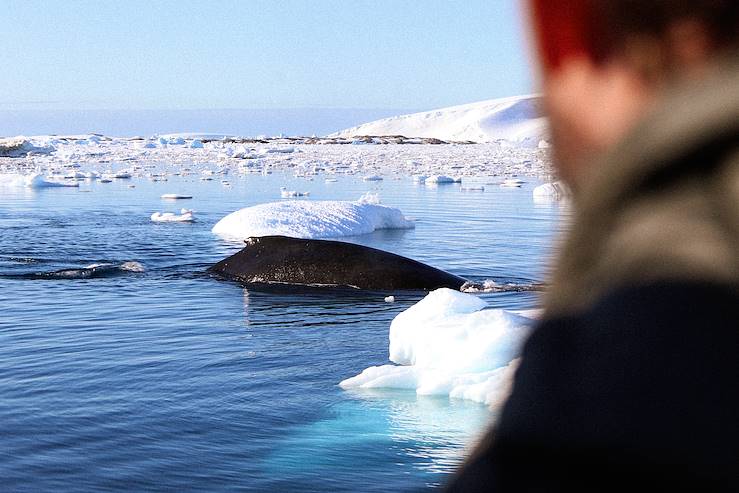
[0,171,565,491]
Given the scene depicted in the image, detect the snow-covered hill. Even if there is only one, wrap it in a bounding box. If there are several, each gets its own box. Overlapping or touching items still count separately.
[332,94,547,145]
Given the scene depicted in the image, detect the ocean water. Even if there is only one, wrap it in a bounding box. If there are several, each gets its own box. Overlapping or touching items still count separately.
[0,171,565,491]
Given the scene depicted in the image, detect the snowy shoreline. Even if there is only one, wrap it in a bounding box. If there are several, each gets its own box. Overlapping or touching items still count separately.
[0,134,552,183]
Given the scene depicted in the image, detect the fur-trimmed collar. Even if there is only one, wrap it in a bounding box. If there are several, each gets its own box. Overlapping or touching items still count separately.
[544,55,739,316]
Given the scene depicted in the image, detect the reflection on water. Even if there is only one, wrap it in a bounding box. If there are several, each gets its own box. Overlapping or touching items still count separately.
[264,390,492,490]
[0,171,565,491]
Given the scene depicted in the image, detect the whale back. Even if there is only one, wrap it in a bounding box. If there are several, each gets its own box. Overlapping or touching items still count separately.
[209,235,466,291]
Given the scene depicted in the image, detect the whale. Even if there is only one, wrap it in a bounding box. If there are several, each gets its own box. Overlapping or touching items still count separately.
[208,235,467,291]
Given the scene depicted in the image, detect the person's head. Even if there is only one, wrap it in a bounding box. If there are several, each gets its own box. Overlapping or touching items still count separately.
[527,0,739,186]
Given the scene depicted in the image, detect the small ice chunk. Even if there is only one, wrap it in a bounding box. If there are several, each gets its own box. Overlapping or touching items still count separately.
[150,210,195,222]
[384,296,395,303]
[280,187,310,198]
[532,181,570,200]
[500,178,524,187]
[24,174,79,188]
[425,175,456,184]
[161,193,192,200]
[356,192,379,204]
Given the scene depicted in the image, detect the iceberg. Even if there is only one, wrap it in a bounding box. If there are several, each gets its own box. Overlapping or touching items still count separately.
[150,209,195,222]
[0,138,55,157]
[0,173,79,188]
[425,175,458,184]
[212,197,414,241]
[532,180,570,200]
[340,288,535,407]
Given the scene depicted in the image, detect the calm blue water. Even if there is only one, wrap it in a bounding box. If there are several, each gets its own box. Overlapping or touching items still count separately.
[0,171,565,491]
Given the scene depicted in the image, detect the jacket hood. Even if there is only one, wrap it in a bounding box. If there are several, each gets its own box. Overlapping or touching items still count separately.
[544,54,739,316]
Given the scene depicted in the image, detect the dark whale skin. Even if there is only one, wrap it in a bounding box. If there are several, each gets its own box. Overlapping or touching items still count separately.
[208,235,467,291]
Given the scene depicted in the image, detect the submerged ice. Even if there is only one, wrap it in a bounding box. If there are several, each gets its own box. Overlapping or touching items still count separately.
[340,288,534,407]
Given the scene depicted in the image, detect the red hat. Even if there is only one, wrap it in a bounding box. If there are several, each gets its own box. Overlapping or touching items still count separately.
[529,0,606,71]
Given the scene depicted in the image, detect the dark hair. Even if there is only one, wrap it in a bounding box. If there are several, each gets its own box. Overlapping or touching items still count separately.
[595,0,739,56]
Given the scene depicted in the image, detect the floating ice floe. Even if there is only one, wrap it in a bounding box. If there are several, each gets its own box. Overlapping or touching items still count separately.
[150,209,195,222]
[532,180,570,200]
[212,195,414,241]
[425,174,459,184]
[280,187,310,198]
[500,178,524,188]
[0,173,80,188]
[340,288,535,408]
[102,170,132,180]
[161,193,193,200]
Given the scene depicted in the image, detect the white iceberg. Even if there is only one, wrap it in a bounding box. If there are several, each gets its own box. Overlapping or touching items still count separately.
[0,173,79,188]
[532,181,570,200]
[340,288,535,407]
[425,174,459,184]
[150,209,195,222]
[212,196,414,241]
[0,138,55,157]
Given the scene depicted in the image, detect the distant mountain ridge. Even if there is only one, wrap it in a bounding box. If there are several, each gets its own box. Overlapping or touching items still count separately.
[331,94,548,145]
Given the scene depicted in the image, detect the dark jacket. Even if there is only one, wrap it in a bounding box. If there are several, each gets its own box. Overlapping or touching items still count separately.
[447,58,739,492]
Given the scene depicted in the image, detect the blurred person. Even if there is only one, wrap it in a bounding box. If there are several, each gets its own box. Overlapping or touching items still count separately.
[447,1,738,491]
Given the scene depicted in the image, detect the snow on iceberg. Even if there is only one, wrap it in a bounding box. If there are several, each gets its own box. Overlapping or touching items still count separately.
[0,138,55,157]
[331,94,547,144]
[340,288,535,407]
[212,196,414,241]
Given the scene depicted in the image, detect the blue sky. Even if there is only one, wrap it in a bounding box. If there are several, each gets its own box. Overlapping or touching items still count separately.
[1,0,533,112]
